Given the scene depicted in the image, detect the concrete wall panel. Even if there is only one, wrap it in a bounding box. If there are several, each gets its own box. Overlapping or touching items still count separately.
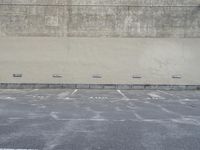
[0,37,200,85]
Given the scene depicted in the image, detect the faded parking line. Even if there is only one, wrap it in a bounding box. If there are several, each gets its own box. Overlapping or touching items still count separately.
[116,90,129,100]
[71,89,78,96]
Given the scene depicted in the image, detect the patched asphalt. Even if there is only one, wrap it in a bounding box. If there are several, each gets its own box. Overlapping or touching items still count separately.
[0,89,200,150]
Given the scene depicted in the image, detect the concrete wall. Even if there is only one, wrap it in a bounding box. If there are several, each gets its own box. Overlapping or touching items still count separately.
[0,0,199,37]
[0,0,200,86]
[0,37,200,85]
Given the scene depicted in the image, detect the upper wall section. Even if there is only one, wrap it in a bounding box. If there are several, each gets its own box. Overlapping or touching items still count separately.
[0,0,199,37]
[0,0,199,6]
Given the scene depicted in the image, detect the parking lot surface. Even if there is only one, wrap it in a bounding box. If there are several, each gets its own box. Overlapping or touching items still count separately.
[0,89,200,150]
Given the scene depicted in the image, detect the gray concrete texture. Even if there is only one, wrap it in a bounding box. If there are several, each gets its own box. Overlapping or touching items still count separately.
[1,37,200,85]
[0,0,200,37]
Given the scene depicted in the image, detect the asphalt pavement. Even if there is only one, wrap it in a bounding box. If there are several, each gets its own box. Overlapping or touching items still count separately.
[0,89,200,150]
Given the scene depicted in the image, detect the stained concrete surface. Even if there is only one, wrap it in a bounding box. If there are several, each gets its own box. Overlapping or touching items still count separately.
[0,0,200,37]
[0,89,200,150]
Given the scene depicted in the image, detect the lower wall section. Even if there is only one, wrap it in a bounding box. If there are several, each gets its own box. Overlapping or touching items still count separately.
[0,37,200,85]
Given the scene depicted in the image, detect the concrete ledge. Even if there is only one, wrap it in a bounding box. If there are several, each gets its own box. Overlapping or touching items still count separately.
[103,84,117,89]
[89,84,104,89]
[0,83,200,90]
[77,84,90,89]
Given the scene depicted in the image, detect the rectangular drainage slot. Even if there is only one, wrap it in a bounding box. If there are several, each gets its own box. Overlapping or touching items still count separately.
[52,74,63,78]
[172,75,182,79]
[92,75,102,79]
[132,75,142,79]
[13,74,22,78]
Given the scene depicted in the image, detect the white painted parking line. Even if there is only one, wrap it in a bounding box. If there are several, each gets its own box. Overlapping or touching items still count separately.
[50,112,59,120]
[30,89,39,92]
[89,97,108,99]
[117,90,129,100]
[148,93,165,100]
[57,90,70,99]
[157,90,174,96]
[71,89,78,96]
[0,96,16,100]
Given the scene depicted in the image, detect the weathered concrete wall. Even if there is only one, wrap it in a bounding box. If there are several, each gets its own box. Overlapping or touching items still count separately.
[0,0,199,37]
[0,1,200,86]
[0,37,200,85]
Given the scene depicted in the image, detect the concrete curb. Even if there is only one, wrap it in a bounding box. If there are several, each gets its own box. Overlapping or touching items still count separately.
[0,83,200,90]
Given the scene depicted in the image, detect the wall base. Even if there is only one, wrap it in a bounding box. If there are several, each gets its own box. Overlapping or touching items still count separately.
[0,83,199,90]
